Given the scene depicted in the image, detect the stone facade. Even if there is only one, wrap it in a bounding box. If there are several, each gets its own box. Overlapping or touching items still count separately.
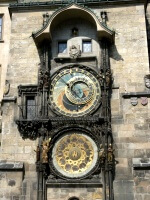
[0,0,150,200]
[0,0,15,146]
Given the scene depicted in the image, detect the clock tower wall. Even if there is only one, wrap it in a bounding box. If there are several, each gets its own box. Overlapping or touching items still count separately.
[0,1,150,200]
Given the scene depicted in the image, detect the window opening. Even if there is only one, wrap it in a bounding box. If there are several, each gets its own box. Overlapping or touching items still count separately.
[26,96,36,119]
[58,42,67,53]
[0,15,3,40]
[82,40,92,53]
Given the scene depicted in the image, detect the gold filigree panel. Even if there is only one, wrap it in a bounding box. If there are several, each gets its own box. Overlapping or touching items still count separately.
[52,133,98,178]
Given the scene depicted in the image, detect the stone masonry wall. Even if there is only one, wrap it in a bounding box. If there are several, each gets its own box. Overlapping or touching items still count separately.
[0,2,150,200]
[105,4,150,200]
[0,11,48,200]
[0,2,12,149]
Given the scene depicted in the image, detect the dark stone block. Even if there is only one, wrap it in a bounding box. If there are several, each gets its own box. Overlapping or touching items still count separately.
[134,149,146,158]
[20,196,25,200]
[32,182,37,190]
[114,193,125,200]
[125,193,134,200]
[123,180,134,194]
[0,172,6,180]
[87,188,95,192]
[118,149,134,158]
[136,187,145,193]
[114,181,124,194]
[29,164,36,171]
[135,194,142,200]
[135,124,148,130]
[0,160,24,170]
[111,118,124,125]
[134,171,145,178]
[13,196,19,200]
[146,150,150,158]
[22,181,27,195]
[8,179,16,186]
[144,195,150,200]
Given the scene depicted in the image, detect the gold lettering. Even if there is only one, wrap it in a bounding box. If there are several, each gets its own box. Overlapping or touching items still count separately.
[72,150,78,158]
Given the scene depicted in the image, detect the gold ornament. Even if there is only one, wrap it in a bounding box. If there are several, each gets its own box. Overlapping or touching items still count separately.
[42,138,51,163]
[54,134,95,176]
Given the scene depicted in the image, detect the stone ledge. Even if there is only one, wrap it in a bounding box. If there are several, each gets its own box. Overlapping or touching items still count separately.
[2,96,17,103]
[132,158,150,169]
[0,160,24,170]
[122,92,150,98]
[46,181,102,187]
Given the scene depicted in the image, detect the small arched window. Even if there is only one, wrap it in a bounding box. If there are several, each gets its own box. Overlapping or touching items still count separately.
[68,197,79,200]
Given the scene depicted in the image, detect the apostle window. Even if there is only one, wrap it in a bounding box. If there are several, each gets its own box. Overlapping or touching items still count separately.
[58,41,67,53]
[82,40,92,53]
[0,15,3,41]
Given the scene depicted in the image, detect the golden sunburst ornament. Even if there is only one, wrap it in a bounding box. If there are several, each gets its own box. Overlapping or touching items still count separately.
[52,133,98,178]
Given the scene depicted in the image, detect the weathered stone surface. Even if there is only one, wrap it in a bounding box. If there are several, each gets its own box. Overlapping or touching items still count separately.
[0,1,150,200]
[0,161,24,170]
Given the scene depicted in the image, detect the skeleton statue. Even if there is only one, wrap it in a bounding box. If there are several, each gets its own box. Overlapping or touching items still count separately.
[99,144,105,164]
[42,138,51,163]
[34,145,40,162]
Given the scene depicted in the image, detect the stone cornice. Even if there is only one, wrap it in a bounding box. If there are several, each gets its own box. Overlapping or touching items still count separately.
[9,0,146,13]
[122,91,150,98]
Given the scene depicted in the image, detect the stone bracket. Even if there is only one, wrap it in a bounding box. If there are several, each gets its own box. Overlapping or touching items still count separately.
[2,96,17,104]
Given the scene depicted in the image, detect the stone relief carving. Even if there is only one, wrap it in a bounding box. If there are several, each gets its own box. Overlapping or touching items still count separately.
[69,45,81,59]
[38,69,50,89]
[144,74,150,88]
[130,97,138,106]
[4,80,10,96]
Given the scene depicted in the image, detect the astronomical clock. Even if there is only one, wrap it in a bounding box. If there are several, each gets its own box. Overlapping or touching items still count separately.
[16,4,115,200]
[48,65,103,182]
[49,66,101,117]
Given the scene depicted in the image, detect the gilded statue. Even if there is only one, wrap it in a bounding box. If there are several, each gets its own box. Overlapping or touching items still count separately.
[42,138,51,163]
[108,144,114,163]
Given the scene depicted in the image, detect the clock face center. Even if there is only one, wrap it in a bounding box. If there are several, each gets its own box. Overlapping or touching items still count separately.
[69,147,81,161]
[65,76,94,105]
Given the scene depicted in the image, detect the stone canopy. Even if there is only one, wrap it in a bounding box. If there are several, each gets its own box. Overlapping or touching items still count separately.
[32,3,115,43]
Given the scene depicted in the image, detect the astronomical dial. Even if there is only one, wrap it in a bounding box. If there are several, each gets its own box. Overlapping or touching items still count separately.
[49,67,101,117]
[52,132,98,178]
